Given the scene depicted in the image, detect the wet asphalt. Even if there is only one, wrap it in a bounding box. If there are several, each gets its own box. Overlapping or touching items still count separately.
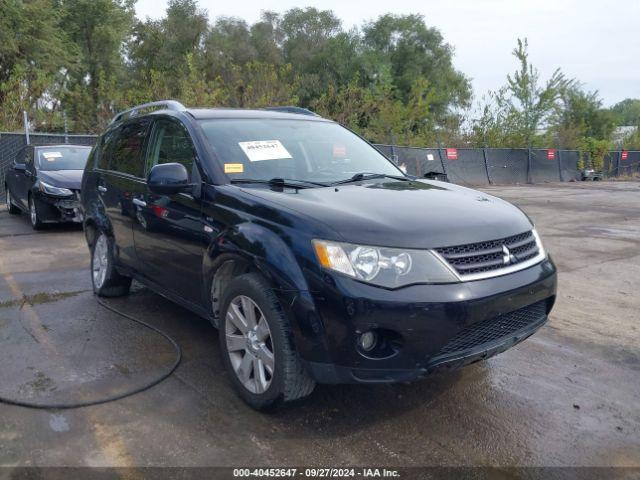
[0,182,638,467]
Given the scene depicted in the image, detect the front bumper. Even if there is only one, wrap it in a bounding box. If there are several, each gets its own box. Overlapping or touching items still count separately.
[34,191,83,224]
[299,257,557,384]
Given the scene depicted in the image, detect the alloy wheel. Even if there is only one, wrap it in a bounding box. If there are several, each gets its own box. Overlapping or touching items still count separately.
[29,199,37,226]
[92,234,109,289]
[225,295,275,394]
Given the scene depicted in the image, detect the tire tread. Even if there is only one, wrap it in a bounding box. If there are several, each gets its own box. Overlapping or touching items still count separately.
[220,273,315,409]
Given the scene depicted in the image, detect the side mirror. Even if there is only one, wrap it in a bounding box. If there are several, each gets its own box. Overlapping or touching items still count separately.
[147,162,190,195]
[14,163,26,172]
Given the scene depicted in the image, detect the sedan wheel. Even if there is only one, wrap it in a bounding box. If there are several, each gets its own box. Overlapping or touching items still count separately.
[28,197,43,229]
[30,200,36,224]
[92,234,109,289]
[225,295,275,394]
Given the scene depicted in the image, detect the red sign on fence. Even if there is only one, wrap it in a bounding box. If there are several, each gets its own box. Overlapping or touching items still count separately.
[547,149,555,160]
[446,148,458,160]
[621,150,628,160]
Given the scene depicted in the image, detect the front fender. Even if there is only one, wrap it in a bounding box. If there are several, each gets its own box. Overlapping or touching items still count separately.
[205,222,330,364]
[208,221,310,291]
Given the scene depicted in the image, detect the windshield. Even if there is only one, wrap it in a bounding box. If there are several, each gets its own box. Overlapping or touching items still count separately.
[36,147,91,171]
[198,119,403,184]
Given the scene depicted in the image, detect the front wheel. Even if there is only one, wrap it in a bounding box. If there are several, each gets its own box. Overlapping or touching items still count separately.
[28,196,44,230]
[91,232,132,297]
[219,273,315,410]
[5,189,20,214]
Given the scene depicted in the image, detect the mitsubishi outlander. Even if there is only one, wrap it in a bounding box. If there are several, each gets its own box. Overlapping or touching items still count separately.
[81,101,557,410]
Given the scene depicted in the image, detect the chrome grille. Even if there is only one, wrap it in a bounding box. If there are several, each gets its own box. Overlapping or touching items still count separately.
[435,230,541,278]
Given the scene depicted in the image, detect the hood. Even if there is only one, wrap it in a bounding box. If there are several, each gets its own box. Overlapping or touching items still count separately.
[241,179,533,249]
[38,170,83,190]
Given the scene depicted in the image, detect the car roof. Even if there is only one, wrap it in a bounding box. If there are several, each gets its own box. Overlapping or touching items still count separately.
[185,108,331,122]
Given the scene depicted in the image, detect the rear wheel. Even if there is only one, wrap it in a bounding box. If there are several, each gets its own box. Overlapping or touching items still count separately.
[5,189,20,214]
[219,273,315,410]
[28,196,44,230]
[91,232,132,297]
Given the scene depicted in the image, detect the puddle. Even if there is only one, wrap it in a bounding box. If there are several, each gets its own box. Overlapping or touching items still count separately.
[0,290,87,309]
[26,371,57,393]
[49,414,70,432]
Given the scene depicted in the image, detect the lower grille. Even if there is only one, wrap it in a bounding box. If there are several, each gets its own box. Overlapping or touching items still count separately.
[435,230,541,277]
[435,301,547,357]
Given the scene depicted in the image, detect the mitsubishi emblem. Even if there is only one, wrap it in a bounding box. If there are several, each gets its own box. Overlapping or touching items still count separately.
[502,245,516,265]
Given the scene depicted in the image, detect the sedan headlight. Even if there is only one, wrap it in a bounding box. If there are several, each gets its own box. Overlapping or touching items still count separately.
[312,239,459,288]
[38,181,73,197]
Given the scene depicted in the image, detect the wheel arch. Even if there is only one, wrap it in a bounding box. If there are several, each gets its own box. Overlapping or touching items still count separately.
[82,202,114,248]
[203,222,312,324]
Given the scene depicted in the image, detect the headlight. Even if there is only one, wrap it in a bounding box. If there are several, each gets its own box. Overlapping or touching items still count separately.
[312,239,459,288]
[38,181,73,197]
[531,228,547,258]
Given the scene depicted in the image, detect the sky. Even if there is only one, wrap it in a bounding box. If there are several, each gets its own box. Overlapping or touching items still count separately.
[135,0,640,107]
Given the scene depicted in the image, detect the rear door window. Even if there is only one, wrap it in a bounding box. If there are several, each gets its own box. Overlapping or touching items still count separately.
[110,120,150,177]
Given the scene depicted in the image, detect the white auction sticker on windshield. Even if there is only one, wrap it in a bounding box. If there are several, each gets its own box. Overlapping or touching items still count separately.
[42,151,63,160]
[239,140,292,162]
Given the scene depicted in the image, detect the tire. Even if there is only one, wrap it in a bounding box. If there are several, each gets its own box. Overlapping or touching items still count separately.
[91,231,132,297]
[5,188,20,214]
[219,273,315,410]
[28,195,44,230]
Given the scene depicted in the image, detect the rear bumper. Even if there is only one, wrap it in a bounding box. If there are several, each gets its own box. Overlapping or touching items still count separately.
[296,257,557,384]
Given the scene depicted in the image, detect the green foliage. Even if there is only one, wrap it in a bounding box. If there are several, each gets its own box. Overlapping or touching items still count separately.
[470,38,572,148]
[58,0,136,131]
[621,128,640,150]
[0,0,635,152]
[609,99,640,126]
[0,0,72,130]
[579,137,611,172]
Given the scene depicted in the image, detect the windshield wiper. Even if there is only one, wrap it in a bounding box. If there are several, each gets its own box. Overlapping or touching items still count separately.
[330,172,411,186]
[230,178,329,189]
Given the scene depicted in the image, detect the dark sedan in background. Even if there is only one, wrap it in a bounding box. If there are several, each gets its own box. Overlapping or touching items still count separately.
[5,144,91,229]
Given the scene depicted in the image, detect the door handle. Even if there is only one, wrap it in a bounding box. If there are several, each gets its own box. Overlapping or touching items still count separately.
[98,185,107,193]
[133,198,147,207]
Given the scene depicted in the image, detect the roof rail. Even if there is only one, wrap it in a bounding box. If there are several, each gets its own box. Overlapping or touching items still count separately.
[110,100,186,124]
[262,106,319,117]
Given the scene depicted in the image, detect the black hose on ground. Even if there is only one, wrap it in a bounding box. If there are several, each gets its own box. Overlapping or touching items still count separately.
[0,296,182,410]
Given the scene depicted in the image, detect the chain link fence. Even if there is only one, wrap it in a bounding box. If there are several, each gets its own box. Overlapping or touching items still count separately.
[2,132,639,198]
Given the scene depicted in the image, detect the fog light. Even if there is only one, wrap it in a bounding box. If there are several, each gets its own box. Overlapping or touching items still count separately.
[359,331,377,352]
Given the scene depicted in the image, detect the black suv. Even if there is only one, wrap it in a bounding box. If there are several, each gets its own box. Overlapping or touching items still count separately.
[5,144,90,229]
[81,101,557,410]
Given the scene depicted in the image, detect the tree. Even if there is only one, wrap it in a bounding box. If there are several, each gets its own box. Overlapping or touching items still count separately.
[470,38,572,148]
[362,14,471,118]
[202,17,258,86]
[128,0,208,98]
[550,86,615,149]
[59,0,136,131]
[505,38,572,146]
[609,98,640,126]
[0,0,72,131]
[250,12,284,66]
